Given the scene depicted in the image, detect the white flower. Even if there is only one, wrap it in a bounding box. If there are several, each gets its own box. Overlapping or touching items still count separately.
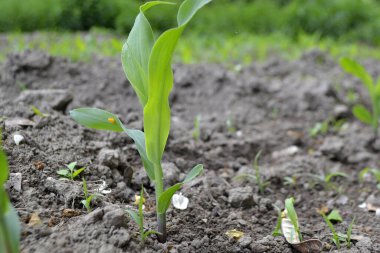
[172,192,189,210]
[13,133,24,145]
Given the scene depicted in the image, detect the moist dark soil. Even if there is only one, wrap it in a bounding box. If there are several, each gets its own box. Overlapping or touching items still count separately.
[1,50,380,253]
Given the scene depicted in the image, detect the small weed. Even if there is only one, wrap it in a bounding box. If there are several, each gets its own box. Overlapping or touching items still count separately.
[235,150,269,194]
[81,178,99,213]
[57,162,85,180]
[126,187,159,243]
[321,212,340,249]
[31,106,49,117]
[359,167,380,189]
[309,171,348,192]
[283,176,297,188]
[309,118,347,138]
[321,212,355,249]
[192,115,201,141]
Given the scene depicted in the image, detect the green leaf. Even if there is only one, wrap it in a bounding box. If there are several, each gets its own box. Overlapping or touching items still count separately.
[71,108,155,181]
[157,183,182,214]
[325,172,348,183]
[2,205,21,253]
[321,213,340,249]
[327,209,343,223]
[340,57,373,90]
[347,217,355,248]
[183,164,203,183]
[82,177,88,197]
[285,197,301,241]
[142,230,160,241]
[359,168,370,183]
[272,205,283,237]
[352,105,372,125]
[144,0,211,164]
[57,169,69,177]
[70,108,124,132]
[121,1,176,106]
[126,209,142,227]
[67,162,77,171]
[73,168,85,179]
[0,149,8,185]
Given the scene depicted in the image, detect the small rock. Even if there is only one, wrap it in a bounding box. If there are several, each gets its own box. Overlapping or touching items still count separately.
[319,137,344,160]
[162,162,180,186]
[272,146,299,159]
[98,149,120,169]
[227,186,254,208]
[16,89,72,111]
[13,133,25,145]
[239,236,253,248]
[333,104,349,119]
[83,208,104,224]
[103,208,127,228]
[45,177,82,201]
[8,173,22,192]
[5,118,35,128]
[356,236,372,252]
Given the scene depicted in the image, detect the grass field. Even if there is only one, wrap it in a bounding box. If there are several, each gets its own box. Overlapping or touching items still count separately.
[1,29,380,66]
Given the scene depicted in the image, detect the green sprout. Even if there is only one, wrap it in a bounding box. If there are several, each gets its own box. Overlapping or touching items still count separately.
[340,58,380,138]
[226,117,236,133]
[31,106,49,117]
[359,167,380,190]
[309,118,347,138]
[321,212,340,249]
[192,114,201,141]
[70,0,210,242]
[283,176,297,188]
[346,217,355,249]
[285,197,302,241]
[235,150,269,194]
[272,205,283,237]
[0,130,21,253]
[309,171,348,192]
[81,178,99,213]
[126,187,159,242]
[57,162,85,181]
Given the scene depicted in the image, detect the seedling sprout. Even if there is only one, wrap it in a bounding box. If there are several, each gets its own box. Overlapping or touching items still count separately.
[70,0,211,242]
[81,177,99,213]
[57,162,85,181]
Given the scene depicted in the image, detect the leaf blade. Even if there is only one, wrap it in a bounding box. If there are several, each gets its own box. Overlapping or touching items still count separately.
[352,105,372,125]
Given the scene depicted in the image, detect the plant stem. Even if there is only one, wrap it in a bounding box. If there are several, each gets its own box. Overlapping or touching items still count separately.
[154,163,166,242]
[0,214,13,253]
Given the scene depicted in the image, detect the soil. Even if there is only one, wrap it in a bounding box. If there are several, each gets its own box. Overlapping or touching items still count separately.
[1,50,380,253]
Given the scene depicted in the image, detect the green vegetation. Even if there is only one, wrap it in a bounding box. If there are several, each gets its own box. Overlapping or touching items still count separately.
[70,0,208,242]
[321,212,341,249]
[340,58,380,137]
[126,187,159,243]
[285,197,302,241]
[359,167,380,190]
[235,150,269,194]
[192,115,201,141]
[57,162,85,181]
[0,131,21,253]
[309,171,348,192]
[321,212,355,249]
[81,178,99,213]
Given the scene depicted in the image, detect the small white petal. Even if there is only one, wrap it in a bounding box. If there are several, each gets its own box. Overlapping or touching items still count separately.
[13,134,24,146]
[172,192,189,210]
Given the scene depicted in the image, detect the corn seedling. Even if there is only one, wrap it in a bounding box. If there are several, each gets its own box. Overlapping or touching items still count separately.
[359,167,380,190]
[340,58,380,138]
[321,212,340,249]
[285,197,302,241]
[327,209,343,223]
[272,205,283,237]
[70,0,210,242]
[126,187,159,242]
[57,162,85,181]
[0,130,21,253]
[235,151,269,194]
[81,178,99,213]
[192,115,201,141]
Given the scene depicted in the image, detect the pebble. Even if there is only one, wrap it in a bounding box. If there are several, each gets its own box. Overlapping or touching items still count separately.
[8,173,22,192]
[227,186,254,208]
[98,149,120,169]
[83,208,104,225]
[239,236,253,248]
[103,208,127,228]
[162,162,180,186]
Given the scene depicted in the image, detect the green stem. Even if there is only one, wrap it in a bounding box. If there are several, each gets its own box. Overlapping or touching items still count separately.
[154,163,166,242]
[0,214,13,253]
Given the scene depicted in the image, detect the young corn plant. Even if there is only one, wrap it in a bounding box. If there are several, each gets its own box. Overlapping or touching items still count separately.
[340,58,380,138]
[0,131,21,253]
[70,0,210,242]
[57,162,85,181]
[321,213,355,249]
[127,187,158,243]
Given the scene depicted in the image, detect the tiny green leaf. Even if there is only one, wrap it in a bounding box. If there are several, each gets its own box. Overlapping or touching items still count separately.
[57,170,69,177]
[352,105,372,125]
[73,168,85,179]
[126,209,142,227]
[183,164,203,183]
[142,230,160,241]
[67,162,77,171]
[327,209,343,223]
[0,149,8,185]
[325,172,348,183]
[285,197,301,241]
[347,217,355,248]
[272,205,283,237]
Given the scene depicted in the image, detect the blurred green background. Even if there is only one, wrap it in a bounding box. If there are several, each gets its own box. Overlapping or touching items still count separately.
[1,0,380,64]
